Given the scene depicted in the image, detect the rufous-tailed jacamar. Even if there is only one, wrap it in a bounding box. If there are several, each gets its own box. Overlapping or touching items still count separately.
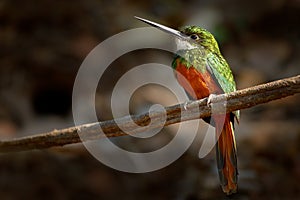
[135,16,240,195]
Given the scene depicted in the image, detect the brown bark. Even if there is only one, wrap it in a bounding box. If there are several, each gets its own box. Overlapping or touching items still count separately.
[0,75,299,153]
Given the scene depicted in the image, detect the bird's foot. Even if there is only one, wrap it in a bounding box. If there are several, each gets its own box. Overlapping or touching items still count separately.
[183,101,189,110]
[207,94,218,107]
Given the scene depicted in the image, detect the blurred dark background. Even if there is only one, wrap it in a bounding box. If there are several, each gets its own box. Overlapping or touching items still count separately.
[0,0,300,199]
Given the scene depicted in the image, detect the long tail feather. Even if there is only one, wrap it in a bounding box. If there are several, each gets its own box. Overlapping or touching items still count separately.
[215,114,238,195]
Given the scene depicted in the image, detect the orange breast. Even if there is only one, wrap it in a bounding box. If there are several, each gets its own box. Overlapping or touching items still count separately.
[175,61,222,100]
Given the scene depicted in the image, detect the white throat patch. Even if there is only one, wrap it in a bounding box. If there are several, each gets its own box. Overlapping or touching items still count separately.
[175,38,197,50]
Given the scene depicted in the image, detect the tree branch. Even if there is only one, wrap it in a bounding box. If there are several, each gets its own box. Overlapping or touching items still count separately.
[0,75,299,153]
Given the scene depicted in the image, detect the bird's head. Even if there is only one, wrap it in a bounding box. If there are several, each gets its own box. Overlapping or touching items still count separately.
[178,26,220,54]
[135,16,221,55]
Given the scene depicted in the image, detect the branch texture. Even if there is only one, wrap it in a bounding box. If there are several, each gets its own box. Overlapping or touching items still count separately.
[0,75,299,153]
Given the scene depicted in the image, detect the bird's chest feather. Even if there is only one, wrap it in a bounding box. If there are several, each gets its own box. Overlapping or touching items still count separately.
[174,59,222,100]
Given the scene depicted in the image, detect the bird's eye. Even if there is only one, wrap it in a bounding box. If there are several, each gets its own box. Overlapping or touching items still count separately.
[190,34,199,40]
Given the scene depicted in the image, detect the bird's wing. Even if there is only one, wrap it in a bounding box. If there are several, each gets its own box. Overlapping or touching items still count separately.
[206,53,240,121]
[206,53,236,94]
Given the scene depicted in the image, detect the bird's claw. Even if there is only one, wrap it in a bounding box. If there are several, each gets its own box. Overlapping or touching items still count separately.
[207,94,217,107]
[183,101,189,110]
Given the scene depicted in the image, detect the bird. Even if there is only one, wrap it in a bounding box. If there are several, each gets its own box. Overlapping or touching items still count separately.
[135,16,240,195]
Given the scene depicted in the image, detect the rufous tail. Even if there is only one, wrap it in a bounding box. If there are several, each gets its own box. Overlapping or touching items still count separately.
[215,114,238,195]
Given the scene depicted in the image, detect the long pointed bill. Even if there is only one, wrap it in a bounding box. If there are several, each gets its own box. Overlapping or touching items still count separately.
[134,16,187,39]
